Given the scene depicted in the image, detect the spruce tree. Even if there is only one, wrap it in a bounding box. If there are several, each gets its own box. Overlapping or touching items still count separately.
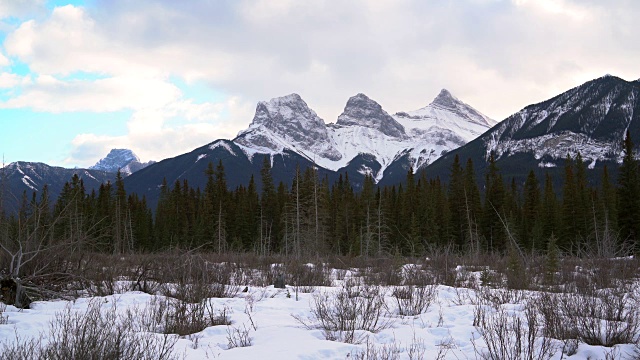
[213,160,228,253]
[541,173,558,244]
[463,158,482,236]
[618,130,640,249]
[482,152,506,252]
[259,156,278,254]
[574,153,591,250]
[561,154,577,252]
[598,165,617,237]
[448,155,465,249]
[521,170,541,251]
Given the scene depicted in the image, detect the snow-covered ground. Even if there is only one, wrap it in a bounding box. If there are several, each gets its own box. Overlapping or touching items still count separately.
[1,267,637,359]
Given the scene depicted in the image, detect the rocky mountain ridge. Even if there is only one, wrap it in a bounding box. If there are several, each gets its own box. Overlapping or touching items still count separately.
[425,74,640,184]
[234,89,495,181]
[90,149,155,176]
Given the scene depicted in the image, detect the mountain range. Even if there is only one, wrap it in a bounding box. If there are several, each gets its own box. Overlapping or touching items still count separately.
[90,149,155,176]
[0,162,114,212]
[426,75,640,185]
[123,89,495,208]
[2,74,639,213]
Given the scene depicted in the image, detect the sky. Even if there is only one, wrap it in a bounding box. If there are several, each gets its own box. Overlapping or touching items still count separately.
[0,0,639,168]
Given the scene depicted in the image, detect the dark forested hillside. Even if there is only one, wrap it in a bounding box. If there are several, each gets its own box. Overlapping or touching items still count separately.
[4,131,639,258]
[424,75,640,187]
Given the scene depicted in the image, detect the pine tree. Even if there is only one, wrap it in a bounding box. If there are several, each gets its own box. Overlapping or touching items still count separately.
[561,154,578,252]
[463,158,482,253]
[541,173,559,245]
[521,170,541,251]
[360,173,376,256]
[154,178,172,249]
[574,153,591,250]
[259,156,278,255]
[543,233,559,285]
[113,170,132,254]
[448,155,466,250]
[213,160,228,253]
[482,152,506,252]
[618,130,640,249]
[597,165,618,241]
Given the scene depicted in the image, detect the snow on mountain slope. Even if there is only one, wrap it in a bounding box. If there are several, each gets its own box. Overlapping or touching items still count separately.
[482,75,640,167]
[336,93,408,139]
[393,89,496,171]
[233,91,494,181]
[234,94,342,162]
[90,149,154,176]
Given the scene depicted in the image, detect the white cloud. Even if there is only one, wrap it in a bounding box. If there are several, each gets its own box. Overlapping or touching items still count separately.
[1,1,640,167]
[65,96,253,167]
[0,0,45,20]
[0,52,9,67]
[0,74,182,112]
[7,1,640,121]
[0,72,27,88]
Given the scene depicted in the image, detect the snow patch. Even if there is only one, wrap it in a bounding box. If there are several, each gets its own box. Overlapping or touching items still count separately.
[83,170,97,182]
[21,175,38,191]
[196,154,208,162]
[209,141,237,156]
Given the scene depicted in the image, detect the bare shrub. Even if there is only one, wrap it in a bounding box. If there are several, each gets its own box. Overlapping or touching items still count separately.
[407,334,428,360]
[140,296,231,336]
[76,260,121,297]
[0,333,41,360]
[476,287,526,309]
[160,256,239,302]
[349,336,401,360]
[433,336,456,360]
[424,245,463,286]
[535,292,577,342]
[0,302,6,324]
[226,324,253,349]
[128,255,162,294]
[536,285,640,347]
[472,303,556,360]
[362,259,403,286]
[391,284,437,316]
[402,265,437,287]
[2,299,180,360]
[295,282,392,343]
[286,261,332,288]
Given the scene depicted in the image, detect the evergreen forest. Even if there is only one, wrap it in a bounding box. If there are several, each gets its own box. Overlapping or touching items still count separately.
[2,131,640,261]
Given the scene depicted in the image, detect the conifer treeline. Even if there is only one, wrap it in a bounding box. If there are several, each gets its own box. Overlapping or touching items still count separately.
[4,132,640,257]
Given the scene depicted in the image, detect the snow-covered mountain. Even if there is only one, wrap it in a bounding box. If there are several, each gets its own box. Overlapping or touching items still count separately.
[90,149,154,176]
[483,75,639,168]
[1,161,115,213]
[234,90,495,181]
[234,94,343,162]
[124,90,494,208]
[426,74,640,184]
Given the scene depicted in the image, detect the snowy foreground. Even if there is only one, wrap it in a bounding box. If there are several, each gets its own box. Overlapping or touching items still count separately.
[1,266,638,359]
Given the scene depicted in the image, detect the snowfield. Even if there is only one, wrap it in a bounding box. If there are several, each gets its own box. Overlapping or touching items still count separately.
[2,264,638,360]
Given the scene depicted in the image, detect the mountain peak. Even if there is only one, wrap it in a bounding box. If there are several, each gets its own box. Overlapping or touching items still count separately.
[482,74,640,166]
[336,93,407,138]
[235,93,342,161]
[90,149,152,175]
[250,93,323,129]
[93,149,139,167]
[271,93,304,104]
[408,89,496,127]
[431,88,464,110]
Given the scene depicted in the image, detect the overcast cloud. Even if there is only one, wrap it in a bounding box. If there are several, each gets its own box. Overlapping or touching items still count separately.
[1,0,639,167]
